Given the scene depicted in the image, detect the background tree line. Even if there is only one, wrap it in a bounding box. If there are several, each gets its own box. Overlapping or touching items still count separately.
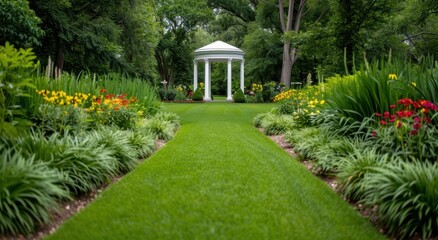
[1,0,437,90]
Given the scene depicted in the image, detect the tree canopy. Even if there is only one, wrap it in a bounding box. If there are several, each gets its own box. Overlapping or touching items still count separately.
[1,0,437,84]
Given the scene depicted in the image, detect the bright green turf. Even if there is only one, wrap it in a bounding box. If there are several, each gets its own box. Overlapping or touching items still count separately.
[46,103,385,240]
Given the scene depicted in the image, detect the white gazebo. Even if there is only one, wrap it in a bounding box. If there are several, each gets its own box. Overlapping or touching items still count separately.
[193,41,245,101]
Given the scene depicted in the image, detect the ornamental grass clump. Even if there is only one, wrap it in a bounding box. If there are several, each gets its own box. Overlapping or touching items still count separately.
[89,127,139,173]
[0,150,68,235]
[17,132,117,196]
[138,115,179,141]
[361,160,438,239]
[285,127,329,160]
[259,113,295,135]
[337,148,389,201]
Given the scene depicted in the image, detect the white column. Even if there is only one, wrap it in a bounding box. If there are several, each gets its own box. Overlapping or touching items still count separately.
[240,59,245,92]
[204,59,211,101]
[227,58,233,101]
[193,60,198,91]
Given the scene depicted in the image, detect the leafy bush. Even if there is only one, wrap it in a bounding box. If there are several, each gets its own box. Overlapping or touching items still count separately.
[0,149,68,235]
[174,91,187,101]
[36,104,89,134]
[192,88,204,101]
[362,160,438,239]
[108,108,136,130]
[165,89,177,101]
[233,89,246,103]
[0,43,37,138]
[246,92,264,103]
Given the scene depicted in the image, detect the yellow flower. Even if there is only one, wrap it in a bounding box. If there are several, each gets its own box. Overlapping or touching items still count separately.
[320,100,325,104]
[389,73,397,80]
[411,82,416,87]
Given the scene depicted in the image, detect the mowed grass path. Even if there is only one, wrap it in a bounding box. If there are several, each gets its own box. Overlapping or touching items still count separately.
[47,103,384,240]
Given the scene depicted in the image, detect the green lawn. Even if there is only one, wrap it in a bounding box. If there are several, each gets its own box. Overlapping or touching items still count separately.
[46,103,384,240]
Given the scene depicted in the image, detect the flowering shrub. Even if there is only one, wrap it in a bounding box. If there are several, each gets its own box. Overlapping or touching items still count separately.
[251,83,263,93]
[371,98,438,161]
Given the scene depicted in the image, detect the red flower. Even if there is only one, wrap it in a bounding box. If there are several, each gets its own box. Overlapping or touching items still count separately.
[114,107,120,111]
[375,113,382,117]
[397,121,403,128]
[410,130,418,136]
[424,117,432,123]
[389,119,395,123]
[372,130,377,137]
[384,112,390,119]
[100,89,107,93]
[380,120,387,125]
[390,104,396,109]
[413,117,421,123]
[412,101,421,109]
[396,111,404,118]
[413,123,422,130]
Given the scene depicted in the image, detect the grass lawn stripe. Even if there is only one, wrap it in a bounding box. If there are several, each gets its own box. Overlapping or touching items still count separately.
[46,103,384,240]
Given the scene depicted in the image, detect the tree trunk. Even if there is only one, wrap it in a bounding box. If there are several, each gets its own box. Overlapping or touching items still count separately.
[281,41,292,88]
[279,0,306,88]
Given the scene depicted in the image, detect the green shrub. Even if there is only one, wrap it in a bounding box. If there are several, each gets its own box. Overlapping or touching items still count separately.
[108,108,136,130]
[0,43,37,138]
[0,149,68,235]
[174,91,187,101]
[362,160,438,239]
[192,88,204,101]
[165,89,177,101]
[233,89,246,103]
[36,104,89,134]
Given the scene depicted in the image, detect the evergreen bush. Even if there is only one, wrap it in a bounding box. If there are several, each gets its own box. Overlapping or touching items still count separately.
[192,88,204,101]
[233,89,246,103]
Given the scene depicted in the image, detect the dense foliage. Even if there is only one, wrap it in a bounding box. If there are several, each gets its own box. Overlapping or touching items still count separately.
[256,58,438,239]
[0,45,179,237]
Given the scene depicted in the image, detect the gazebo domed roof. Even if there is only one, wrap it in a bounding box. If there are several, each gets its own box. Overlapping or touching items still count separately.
[194,41,244,61]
